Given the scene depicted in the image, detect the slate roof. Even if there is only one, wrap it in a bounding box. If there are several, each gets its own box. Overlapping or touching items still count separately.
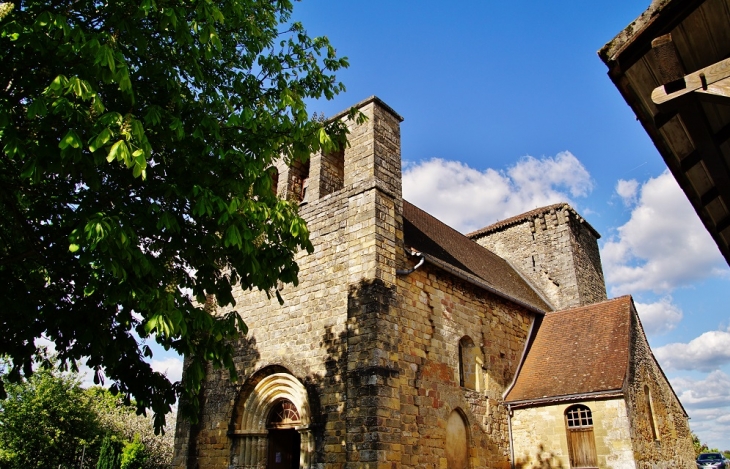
[505,296,634,405]
[402,200,551,313]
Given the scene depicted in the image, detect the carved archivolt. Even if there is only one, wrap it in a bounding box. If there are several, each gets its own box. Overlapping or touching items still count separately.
[235,372,312,432]
[230,371,313,469]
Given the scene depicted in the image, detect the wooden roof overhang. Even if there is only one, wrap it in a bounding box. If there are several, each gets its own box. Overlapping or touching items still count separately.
[600,0,730,266]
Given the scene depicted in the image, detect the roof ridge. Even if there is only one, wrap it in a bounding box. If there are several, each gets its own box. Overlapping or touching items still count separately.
[547,295,633,315]
[466,202,601,239]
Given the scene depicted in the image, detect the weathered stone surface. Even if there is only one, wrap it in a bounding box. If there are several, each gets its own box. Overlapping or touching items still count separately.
[470,205,607,310]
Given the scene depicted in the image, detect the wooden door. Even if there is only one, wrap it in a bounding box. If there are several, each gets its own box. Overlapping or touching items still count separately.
[565,405,598,468]
[567,427,597,468]
[267,429,300,469]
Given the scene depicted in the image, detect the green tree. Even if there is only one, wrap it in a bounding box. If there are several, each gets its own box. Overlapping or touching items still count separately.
[88,387,173,469]
[0,367,99,469]
[119,435,147,469]
[0,0,354,429]
[97,434,121,469]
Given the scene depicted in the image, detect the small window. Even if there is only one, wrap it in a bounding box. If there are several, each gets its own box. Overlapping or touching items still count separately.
[458,336,477,390]
[288,159,310,204]
[565,405,593,428]
[319,148,344,198]
[644,385,658,440]
[268,400,301,429]
[270,167,280,196]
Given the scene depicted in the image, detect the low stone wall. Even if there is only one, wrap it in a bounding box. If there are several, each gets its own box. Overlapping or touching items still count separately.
[511,399,635,469]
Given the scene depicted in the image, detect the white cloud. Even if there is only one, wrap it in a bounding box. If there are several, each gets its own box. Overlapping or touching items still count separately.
[634,297,683,335]
[668,371,730,450]
[616,179,639,206]
[602,171,727,295]
[150,356,184,383]
[402,152,593,233]
[655,329,730,372]
[672,371,730,409]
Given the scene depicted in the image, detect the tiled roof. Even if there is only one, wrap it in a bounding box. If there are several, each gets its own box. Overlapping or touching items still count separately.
[505,296,634,404]
[466,203,601,240]
[402,201,551,312]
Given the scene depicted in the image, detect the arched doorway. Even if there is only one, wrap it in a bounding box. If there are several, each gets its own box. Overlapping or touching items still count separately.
[445,409,469,469]
[229,371,313,469]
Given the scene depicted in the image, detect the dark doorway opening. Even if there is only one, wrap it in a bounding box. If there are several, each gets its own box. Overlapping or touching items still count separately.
[267,429,300,469]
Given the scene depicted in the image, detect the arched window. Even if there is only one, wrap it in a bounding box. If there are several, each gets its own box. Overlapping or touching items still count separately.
[644,385,658,440]
[270,167,279,196]
[319,148,344,198]
[565,405,597,468]
[288,159,310,204]
[458,336,477,390]
[445,409,469,469]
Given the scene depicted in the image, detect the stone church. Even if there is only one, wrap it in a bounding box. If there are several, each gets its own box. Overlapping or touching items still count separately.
[172,97,695,469]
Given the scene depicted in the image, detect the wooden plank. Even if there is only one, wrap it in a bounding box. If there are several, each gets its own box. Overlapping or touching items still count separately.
[658,115,695,159]
[703,0,730,55]
[680,150,703,172]
[626,58,661,117]
[700,186,720,206]
[568,429,598,468]
[651,57,730,104]
[686,2,721,66]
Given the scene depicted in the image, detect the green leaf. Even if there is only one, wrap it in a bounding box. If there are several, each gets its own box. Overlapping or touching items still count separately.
[107,139,124,162]
[89,128,112,152]
[27,99,47,119]
[59,129,82,149]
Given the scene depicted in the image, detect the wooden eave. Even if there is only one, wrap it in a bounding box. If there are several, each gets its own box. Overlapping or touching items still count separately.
[600,0,730,266]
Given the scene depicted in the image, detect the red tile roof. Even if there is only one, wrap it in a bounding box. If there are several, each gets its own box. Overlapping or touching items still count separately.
[505,296,634,404]
[402,200,551,312]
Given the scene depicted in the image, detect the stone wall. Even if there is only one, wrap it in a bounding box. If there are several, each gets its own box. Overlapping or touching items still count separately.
[391,264,535,469]
[624,307,695,469]
[470,205,607,310]
[172,97,409,469]
[510,399,636,469]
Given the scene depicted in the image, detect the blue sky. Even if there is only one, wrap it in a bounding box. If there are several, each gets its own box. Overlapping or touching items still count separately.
[117,0,730,450]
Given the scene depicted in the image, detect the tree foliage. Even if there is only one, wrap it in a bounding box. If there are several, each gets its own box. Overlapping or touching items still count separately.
[0,367,98,469]
[89,387,174,469]
[97,434,121,469]
[0,0,352,429]
[0,365,174,469]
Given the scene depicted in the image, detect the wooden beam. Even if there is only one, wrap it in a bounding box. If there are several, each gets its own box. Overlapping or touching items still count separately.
[679,150,703,172]
[652,57,730,105]
[700,186,719,207]
[713,121,730,146]
[651,34,685,84]
[653,110,678,128]
[695,76,730,105]
[717,215,730,234]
